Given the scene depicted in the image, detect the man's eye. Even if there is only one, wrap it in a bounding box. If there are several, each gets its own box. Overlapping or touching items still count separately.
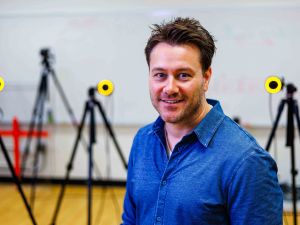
[178,73,191,80]
[154,73,167,79]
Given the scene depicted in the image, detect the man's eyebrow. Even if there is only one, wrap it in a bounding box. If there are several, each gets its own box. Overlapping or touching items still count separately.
[151,67,194,73]
[177,67,194,72]
[151,67,165,72]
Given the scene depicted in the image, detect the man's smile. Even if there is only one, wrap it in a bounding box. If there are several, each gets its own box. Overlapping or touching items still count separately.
[160,99,184,104]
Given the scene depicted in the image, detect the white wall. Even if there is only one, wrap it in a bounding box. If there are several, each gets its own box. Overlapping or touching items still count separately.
[0,0,300,185]
[1,0,300,126]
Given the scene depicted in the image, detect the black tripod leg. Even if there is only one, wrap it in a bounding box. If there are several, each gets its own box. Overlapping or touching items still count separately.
[87,100,96,225]
[294,100,300,143]
[265,99,286,151]
[0,136,38,225]
[95,101,128,169]
[30,90,47,209]
[50,70,78,129]
[21,77,46,177]
[291,99,300,225]
[51,70,103,179]
[50,102,89,225]
[290,143,297,225]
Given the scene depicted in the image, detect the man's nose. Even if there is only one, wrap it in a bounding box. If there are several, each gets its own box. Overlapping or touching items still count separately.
[163,77,179,95]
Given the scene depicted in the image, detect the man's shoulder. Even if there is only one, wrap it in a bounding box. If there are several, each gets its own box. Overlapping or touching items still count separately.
[136,122,156,136]
[218,116,266,155]
[132,121,158,145]
[216,116,277,177]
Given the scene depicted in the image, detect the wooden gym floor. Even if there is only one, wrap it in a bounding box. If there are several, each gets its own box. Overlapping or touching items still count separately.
[0,183,298,225]
[0,184,125,225]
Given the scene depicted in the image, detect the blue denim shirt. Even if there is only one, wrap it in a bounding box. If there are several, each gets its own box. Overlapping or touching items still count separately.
[122,99,283,225]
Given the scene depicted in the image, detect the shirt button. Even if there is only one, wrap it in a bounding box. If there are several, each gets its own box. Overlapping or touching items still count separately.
[162,180,167,185]
[156,216,161,221]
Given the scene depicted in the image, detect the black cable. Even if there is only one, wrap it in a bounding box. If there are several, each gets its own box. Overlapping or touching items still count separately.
[269,93,289,225]
[92,123,107,224]
[268,94,278,161]
[94,96,122,225]
[105,95,122,222]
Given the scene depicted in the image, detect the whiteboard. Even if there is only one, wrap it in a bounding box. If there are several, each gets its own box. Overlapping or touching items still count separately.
[0,4,300,126]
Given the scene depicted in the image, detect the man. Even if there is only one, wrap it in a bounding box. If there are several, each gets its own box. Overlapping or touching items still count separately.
[121,17,283,225]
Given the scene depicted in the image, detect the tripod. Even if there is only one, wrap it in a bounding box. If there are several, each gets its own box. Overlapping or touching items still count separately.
[50,87,127,225]
[21,49,84,209]
[0,135,38,225]
[265,83,300,225]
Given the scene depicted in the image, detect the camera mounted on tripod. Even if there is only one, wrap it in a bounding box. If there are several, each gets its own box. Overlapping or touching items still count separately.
[40,48,54,70]
[265,75,298,96]
[265,75,300,225]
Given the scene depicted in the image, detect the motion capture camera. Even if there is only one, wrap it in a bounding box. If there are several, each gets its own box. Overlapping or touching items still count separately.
[40,48,50,59]
[265,76,284,94]
[97,80,114,96]
[265,76,297,96]
[40,48,54,69]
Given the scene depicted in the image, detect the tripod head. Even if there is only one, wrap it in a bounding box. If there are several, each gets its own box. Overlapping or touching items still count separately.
[40,48,54,70]
[88,87,96,100]
[275,79,298,99]
[286,83,297,97]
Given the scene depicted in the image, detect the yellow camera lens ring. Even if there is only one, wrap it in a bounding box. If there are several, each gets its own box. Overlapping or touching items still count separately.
[0,77,5,92]
[265,76,282,94]
[97,80,114,96]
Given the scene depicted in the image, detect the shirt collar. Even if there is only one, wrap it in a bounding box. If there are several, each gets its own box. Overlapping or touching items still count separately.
[194,99,225,147]
[152,99,225,147]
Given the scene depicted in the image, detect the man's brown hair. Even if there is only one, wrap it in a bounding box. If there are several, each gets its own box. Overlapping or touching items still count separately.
[145,17,216,72]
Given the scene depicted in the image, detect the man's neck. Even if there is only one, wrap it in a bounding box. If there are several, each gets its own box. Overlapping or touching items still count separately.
[164,101,212,149]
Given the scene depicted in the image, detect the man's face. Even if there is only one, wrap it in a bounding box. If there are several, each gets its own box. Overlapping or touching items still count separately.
[148,42,211,126]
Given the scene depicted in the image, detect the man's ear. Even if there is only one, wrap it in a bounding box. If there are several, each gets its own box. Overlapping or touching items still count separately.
[203,67,212,92]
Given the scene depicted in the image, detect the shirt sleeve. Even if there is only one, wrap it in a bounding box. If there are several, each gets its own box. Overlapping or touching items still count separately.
[227,150,283,225]
[121,134,138,225]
